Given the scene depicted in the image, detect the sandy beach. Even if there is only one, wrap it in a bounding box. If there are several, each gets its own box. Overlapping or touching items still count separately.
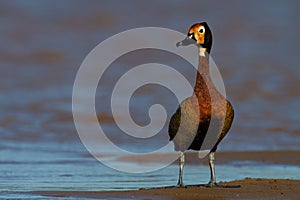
[32,178,300,199]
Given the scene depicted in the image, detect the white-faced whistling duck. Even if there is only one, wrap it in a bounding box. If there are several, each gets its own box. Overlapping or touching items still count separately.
[168,22,234,187]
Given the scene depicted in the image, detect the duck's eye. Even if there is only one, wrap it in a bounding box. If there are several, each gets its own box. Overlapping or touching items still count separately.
[198,27,205,34]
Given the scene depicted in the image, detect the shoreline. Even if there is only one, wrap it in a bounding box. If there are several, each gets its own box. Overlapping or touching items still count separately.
[31,178,300,199]
[27,150,300,199]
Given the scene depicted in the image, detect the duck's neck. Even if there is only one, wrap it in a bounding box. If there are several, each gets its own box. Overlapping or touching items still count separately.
[198,48,209,75]
[194,48,212,95]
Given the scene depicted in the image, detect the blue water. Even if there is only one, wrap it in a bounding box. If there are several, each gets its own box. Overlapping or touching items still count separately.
[1,140,300,198]
[1,0,300,199]
[1,141,300,194]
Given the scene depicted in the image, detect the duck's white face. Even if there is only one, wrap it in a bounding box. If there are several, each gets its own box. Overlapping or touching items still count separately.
[188,23,206,45]
[176,22,212,51]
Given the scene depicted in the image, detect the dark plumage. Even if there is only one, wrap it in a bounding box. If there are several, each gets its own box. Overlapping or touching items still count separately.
[168,22,234,187]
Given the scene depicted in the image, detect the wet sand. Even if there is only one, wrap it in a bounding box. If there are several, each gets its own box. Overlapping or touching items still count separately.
[30,150,300,199]
[32,178,299,199]
[117,150,300,166]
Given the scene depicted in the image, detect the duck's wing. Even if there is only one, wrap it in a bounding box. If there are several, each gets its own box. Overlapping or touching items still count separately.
[168,106,181,141]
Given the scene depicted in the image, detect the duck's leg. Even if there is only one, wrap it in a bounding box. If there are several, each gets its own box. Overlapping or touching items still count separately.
[207,152,221,187]
[177,152,185,187]
[206,152,241,188]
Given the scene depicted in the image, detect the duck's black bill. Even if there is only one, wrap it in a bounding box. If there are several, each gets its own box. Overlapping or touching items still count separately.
[176,37,195,47]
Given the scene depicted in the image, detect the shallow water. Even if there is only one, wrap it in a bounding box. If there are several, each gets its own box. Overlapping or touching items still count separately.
[1,141,300,193]
[1,0,300,199]
[1,143,300,198]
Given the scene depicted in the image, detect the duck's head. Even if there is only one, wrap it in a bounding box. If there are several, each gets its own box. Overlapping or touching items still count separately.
[176,22,212,53]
